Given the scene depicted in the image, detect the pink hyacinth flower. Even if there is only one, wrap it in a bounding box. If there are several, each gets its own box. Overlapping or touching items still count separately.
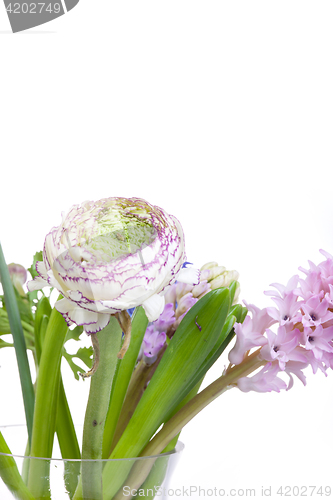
[237,362,287,393]
[301,295,333,328]
[266,291,303,325]
[259,324,307,370]
[264,275,299,299]
[228,303,276,366]
[302,325,333,360]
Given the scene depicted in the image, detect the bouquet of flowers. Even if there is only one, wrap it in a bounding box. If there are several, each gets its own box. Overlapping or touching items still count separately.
[0,196,332,500]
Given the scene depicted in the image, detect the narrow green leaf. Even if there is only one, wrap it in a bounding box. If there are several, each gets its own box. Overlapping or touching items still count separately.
[27,306,68,500]
[0,242,35,445]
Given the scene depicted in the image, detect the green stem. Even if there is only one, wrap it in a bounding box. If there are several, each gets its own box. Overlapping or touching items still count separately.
[27,306,68,500]
[0,431,36,500]
[140,352,264,457]
[79,317,122,500]
[0,242,35,445]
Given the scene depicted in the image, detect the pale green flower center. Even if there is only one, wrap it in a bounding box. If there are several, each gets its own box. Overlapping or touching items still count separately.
[78,206,156,263]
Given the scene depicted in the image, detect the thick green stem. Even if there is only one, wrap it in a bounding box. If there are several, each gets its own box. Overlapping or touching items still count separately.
[0,242,35,445]
[79,317,122,500]
[0,431,36,500]
[27,307,68,500]
[140,352,264,457]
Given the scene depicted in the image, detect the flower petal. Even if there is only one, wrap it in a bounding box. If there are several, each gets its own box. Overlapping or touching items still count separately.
[27,276,49,291]
[176,266,200,285]
[142,293,165,322]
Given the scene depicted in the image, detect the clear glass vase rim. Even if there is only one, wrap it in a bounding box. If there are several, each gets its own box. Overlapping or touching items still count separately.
[0,424,184,462]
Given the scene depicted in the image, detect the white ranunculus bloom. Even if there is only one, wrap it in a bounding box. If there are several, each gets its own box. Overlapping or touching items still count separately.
[27,197,200,334]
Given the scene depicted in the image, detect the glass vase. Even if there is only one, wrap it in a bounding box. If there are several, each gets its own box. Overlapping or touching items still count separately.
[0,425,184,500]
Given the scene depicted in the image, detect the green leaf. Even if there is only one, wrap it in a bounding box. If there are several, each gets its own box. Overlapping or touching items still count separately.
[60,322,90,381]
[162,305,240,424]
[65,325,84,343]
[0,241,35,446]
[62,346,93,380]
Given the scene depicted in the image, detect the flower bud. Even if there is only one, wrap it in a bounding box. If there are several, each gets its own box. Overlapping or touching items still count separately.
[143,326,166,358]
[200,263,227,282]
[176,293,198,318]
[8,263,27,296]
[191,280,211,298]
[200,262,219,271]
[210,270,240,290]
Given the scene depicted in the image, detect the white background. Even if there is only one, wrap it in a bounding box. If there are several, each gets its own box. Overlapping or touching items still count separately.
[1,1,333,498]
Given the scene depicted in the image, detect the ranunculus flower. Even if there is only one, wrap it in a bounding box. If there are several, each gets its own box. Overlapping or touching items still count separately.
[27,197,199,334]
